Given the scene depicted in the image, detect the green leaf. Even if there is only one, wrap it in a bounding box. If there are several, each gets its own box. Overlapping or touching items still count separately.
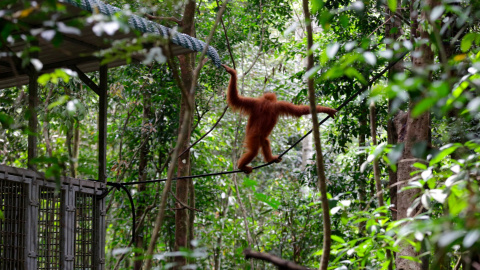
[38,74,51,85]
[412,162,427,170]
[461,33,476,52]
[448,189,468,216]
[47,95,69,110]
[412,97,436,117]
[429,145,459,165]
[0,112,14,128]
[387,0,397,12]
[399,256,421,263]
[311,0,324,13]
[254,192,280,209]
[331,235,346,243]
[242,178,257,189]
[344,67,367,85]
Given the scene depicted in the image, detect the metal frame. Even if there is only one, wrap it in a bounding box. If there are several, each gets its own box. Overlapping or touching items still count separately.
[0,165,106,270]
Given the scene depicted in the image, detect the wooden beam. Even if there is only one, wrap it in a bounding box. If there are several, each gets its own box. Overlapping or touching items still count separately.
[98,64,108,183]
[62,35,102,51]
[69,65,100,95]
[0,56,100,80]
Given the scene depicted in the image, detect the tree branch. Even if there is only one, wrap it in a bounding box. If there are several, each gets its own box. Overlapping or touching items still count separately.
[243,249,314,270]
[145,14,182,25]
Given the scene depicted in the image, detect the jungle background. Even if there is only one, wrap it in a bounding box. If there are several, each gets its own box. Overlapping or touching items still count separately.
[1,0,480,269]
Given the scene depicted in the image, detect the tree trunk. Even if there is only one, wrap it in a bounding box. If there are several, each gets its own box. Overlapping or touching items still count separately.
[385,0,404,223]
[174,90,194,268]
[175,1,197,267]
[134,90,151,270]
[395,1,436,269]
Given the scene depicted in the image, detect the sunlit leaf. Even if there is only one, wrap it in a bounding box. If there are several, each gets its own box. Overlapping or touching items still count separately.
[461,33,476,52]
[430,145,459,165]
[421,193,431,209]
[438,231,465,247]
[30,58,43,71]
[48,95,69,110]
[331,235,346,243]
[430,5,445,21]
[412,162,427,170]
[311,0,324,13]
[467,97,480,112]
[429,189,447,203]
[421,169,432,180]
[363,52,376,66]
[387,0,397,12]
[463,230,480,248]
[351,1,364,11]
[41,30,56,41]
[326,43,340,59]
[331,206,341,215]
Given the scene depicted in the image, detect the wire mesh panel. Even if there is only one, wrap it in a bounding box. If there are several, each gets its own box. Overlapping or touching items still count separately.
[75,192,96,269]
[0,165,105,270]
[0,179,27,270]
[37,186,62,270]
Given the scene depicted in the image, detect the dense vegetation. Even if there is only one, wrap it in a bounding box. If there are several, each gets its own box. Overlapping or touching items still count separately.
[1,0,479,269]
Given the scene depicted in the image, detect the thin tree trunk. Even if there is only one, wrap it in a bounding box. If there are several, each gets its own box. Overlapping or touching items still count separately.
[71,84,82,178]
[174,1,196,268]
[143,0,227,267]
[358,107,367,233]
[369,102,394,268]
[369,102,384,207]
[385,0,404,223]
[143,79,194,270]
[42,86,54,158]
[302,1,331,269]
[134,90,151,270]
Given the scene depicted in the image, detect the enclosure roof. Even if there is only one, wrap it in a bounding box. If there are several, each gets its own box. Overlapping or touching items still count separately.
[0,0,221,89]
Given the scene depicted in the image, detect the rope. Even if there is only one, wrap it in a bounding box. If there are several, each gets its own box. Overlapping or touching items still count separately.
[111,50,408,186]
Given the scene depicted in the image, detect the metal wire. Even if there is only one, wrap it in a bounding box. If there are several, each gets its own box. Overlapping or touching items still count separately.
[0,179,26,270]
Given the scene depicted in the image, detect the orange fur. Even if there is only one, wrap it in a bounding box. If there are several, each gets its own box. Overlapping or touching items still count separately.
[223,64,337,174]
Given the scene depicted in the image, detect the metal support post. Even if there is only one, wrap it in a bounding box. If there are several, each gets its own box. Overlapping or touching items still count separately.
[98,65,108,183]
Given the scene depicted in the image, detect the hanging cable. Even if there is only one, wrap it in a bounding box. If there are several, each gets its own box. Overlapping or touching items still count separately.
[105,182,136,245]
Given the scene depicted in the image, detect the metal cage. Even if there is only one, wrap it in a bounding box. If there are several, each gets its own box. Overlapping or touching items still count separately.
[0,165,106,270]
